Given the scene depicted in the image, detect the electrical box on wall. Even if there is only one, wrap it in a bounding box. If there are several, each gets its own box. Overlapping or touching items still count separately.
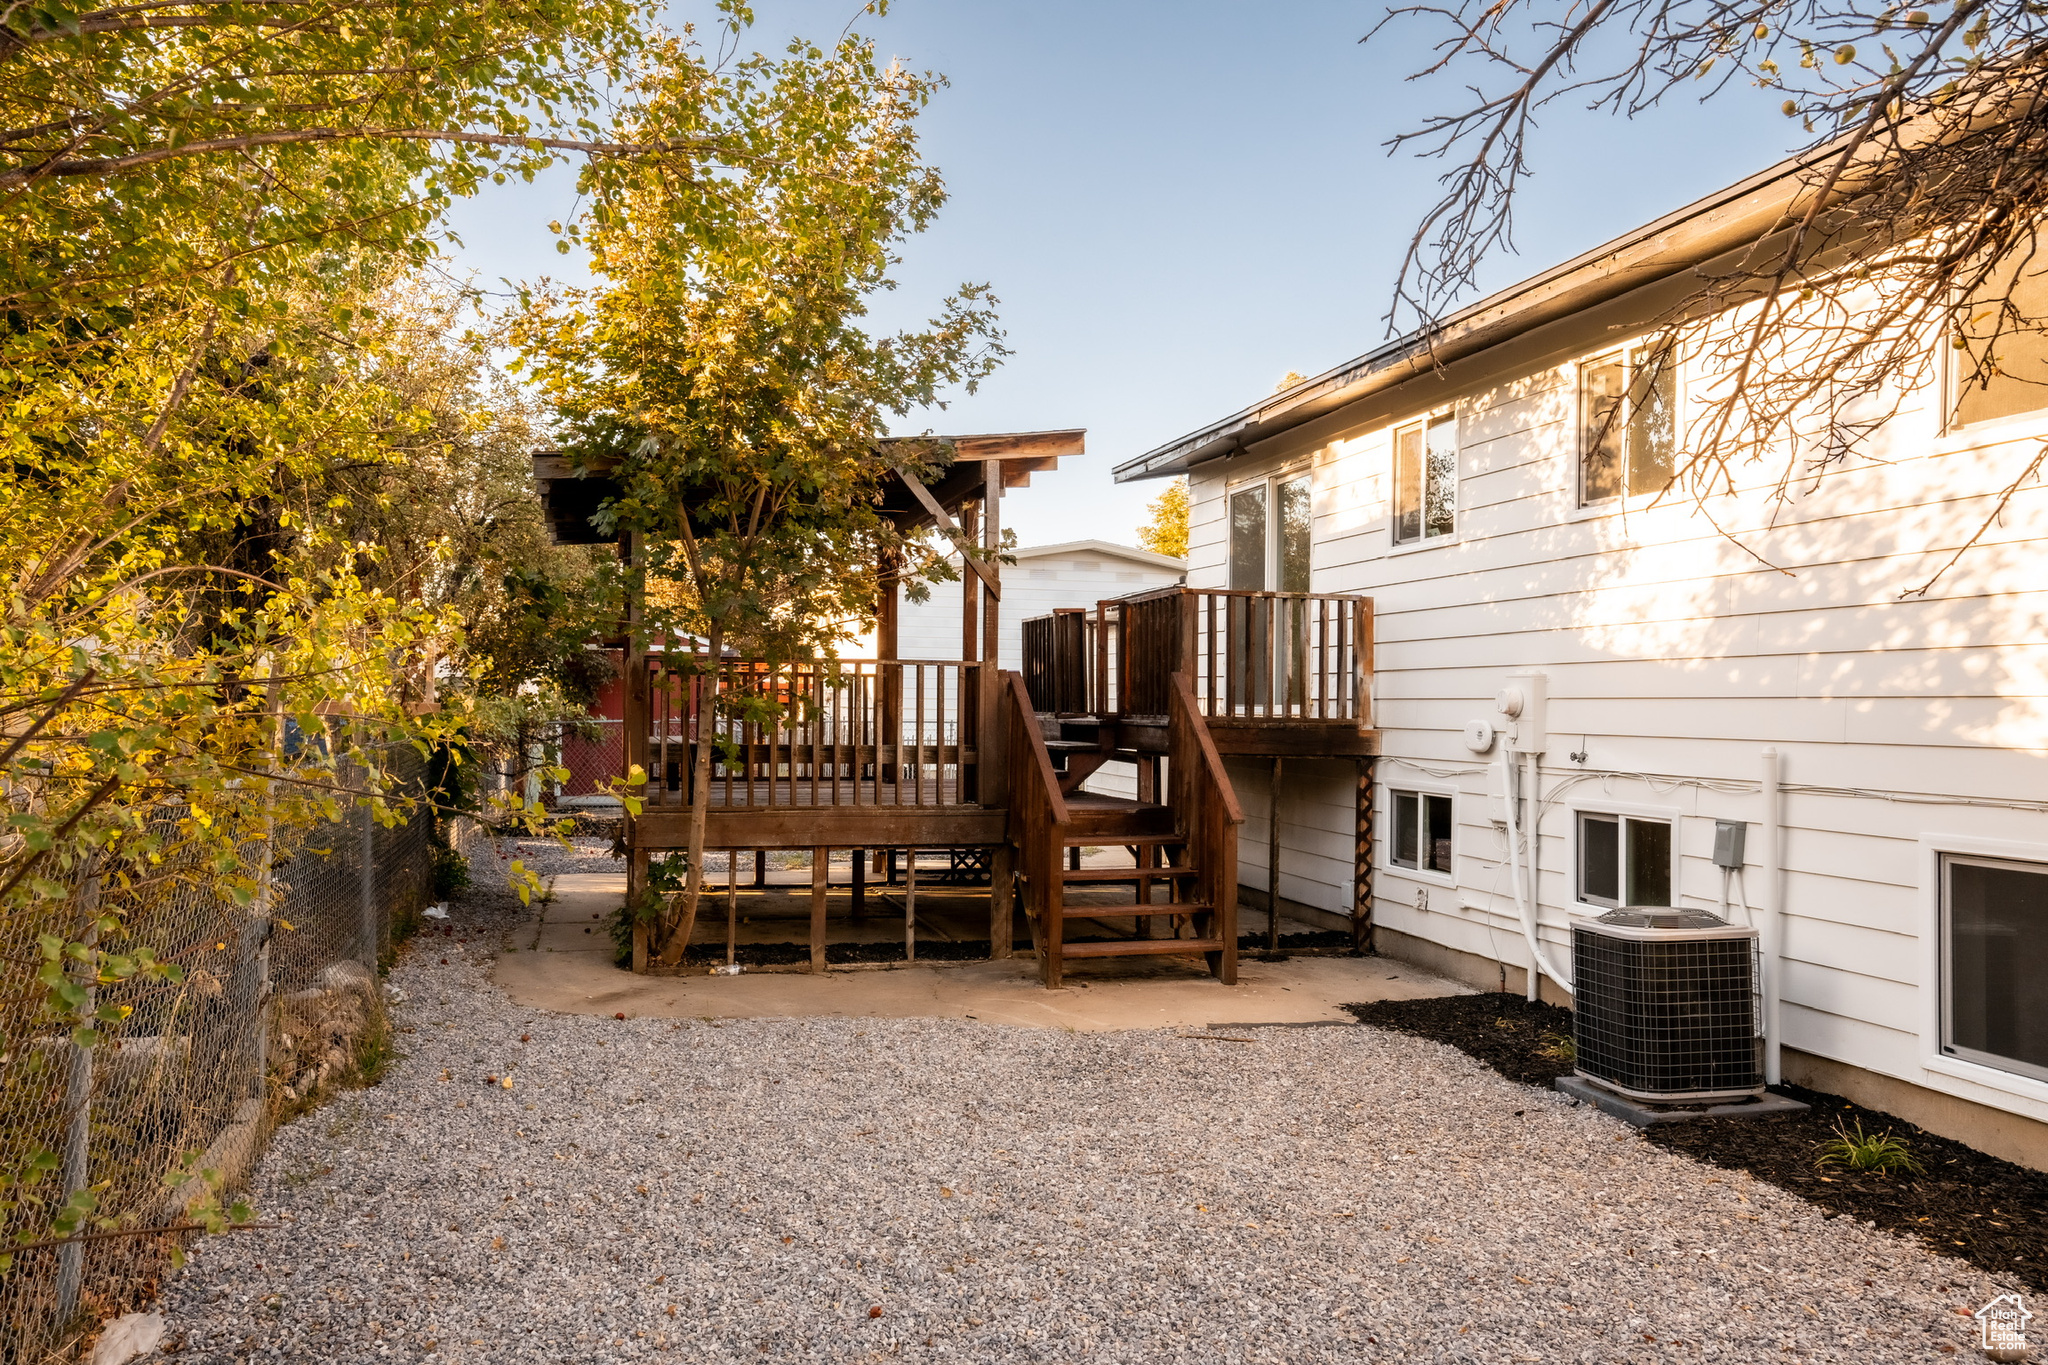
[1496,669,1549,754]
[1713,820,1748,869]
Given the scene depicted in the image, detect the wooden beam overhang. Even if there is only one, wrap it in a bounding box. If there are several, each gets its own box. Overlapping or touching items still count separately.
[531,428,1084,547]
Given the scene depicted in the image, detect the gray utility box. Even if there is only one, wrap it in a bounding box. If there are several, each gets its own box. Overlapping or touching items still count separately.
[1571,908,1763,1102]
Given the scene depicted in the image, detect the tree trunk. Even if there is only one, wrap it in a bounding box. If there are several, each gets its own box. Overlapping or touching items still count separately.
[659,624,720,966]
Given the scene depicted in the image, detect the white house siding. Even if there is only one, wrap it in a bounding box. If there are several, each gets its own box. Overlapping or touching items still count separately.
[1184,322,2048,1133]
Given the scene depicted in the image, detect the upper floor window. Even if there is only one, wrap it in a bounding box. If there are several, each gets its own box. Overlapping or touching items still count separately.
[1581,343,1677,505]
[1392,412,1457,545]
[1951,259,2048,429]
[1229,471,1312,591]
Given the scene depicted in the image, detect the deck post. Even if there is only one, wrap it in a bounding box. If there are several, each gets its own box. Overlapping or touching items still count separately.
[810,846,829,973]
[851,847,866,919]
[1354,759,1374,953]
[905,849,917,962]
[878,547,901,783]
[1267,757,1283,952]
[960,503,980,661]
[726,849,738,966]
[978,462,1004,801]
[989,841,1015,958]
[630,847,649,974]
[623,525,649,972]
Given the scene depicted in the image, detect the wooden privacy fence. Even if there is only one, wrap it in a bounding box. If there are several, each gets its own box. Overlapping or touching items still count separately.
[639,656,983,808]
[1021,587,1373,724]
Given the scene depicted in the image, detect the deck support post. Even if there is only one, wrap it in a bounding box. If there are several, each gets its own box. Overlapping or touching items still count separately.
[1354,759,1374,953]
[630,846,649,974]
[1267,757,1283,952]
[989,841,1015,958]
[878,548,901,783]
[754,849,767,888]
[726,849,738,966]
[623,525,650,975]
[978,463,1004,802]
[905,850,917,962]
[851,847,866,919]
[810,846,829,973]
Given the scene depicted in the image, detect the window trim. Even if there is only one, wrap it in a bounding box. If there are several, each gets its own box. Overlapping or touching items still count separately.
[1919,833,2048,1107]
[1226,461,1316,591]
[1388,408,1459,548]
[1571,801,1681,913]
[1940,263,2048,436]
[1385,782,1458,886]
[1938,324,2048,442]
[1574,343,1680,510]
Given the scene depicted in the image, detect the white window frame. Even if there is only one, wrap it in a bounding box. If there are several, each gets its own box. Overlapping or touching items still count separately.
[1919,833,2048,1107]
[1387,408,1459,551]
[1571,800,1682,913]
[1384,781,1458,887]
[1940,261,2048,437]
[1938,326,2048,444]
[1574,342,1680,511]
[1226,462,1316,592]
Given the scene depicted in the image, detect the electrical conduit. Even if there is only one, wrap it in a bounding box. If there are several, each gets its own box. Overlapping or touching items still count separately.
[1503,742,1571,999]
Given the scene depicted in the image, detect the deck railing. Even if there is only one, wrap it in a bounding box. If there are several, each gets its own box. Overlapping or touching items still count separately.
[634,656,982,808]
[1023,587,1372,725]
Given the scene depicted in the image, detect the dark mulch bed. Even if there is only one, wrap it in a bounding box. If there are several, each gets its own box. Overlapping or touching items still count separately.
[1342,991,2048,1293]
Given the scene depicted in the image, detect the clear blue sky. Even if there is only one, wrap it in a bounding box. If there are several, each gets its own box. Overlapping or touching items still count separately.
[442,1,1796,549]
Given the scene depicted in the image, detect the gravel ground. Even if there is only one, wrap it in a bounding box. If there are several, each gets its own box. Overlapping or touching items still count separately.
[155,872,2019,1364]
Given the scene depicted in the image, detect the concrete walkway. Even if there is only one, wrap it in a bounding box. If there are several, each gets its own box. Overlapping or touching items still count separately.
[493,872,1467,1031]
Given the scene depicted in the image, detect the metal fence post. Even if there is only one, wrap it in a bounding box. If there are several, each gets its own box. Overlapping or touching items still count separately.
[359,794,377,971]
[55,862,102,1325]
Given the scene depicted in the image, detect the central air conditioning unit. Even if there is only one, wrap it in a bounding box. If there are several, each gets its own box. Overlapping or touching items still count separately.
[1571,908,1763,1102]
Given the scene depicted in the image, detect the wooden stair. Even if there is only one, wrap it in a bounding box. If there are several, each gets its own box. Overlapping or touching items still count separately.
[1003,672,1244,990]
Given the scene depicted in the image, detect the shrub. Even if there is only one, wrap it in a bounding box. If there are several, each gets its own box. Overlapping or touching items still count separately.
[432,846,472,899]
[1816,1119,1923,1176]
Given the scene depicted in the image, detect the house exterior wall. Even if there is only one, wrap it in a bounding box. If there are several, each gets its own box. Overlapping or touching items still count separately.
[1181,297,2048,1140]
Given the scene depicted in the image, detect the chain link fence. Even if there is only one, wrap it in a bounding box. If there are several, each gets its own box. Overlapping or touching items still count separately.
[0,747,438,1362]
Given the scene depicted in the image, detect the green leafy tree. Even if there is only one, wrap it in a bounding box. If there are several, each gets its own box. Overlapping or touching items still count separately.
[0,0,818,1294]
[514,28,1007,965]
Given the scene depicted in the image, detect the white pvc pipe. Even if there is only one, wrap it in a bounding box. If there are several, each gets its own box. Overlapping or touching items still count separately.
[1504,743,1571,998]
[1761,746,1783,1086]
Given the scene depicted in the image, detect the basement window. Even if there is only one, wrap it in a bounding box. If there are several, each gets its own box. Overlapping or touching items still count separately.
[1391,412,1457,545]
[1578,811,1671,908]
[1941,854,2048,1084]
[1580,342,1677,505]
[1390,790,1454,877]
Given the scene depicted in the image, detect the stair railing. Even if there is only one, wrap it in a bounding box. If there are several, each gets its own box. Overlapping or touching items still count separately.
[1169,670,1244,981]
[1003,671,1071,961]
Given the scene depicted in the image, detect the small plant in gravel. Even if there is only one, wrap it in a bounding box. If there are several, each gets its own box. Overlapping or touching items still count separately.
[1816,1119,1923,1176]
[433,847,473,900]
